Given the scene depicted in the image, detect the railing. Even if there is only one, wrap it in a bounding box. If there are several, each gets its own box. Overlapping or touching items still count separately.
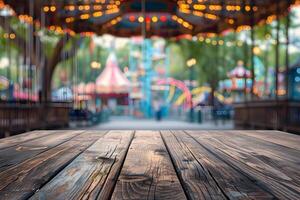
[234,100,300,133]
[0,102,72,138]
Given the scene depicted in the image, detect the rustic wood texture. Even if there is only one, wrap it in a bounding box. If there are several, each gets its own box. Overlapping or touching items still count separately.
[162,130,274,199]
[161,130,226,200]
[237,130,300,151]
[186,130,300,200]
[0,130,56,150]
[0,130,83,171]
[0,131,104,200]
[111,131,186,200]
[0,130,299,200]
[31,130,134,200]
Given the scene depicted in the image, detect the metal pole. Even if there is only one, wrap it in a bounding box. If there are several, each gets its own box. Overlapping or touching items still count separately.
[263,26,270,98]
[250,1,255,100]
[275,1,280,101]
[284,1,291,131]
[274,1,281,130]
[243,34,249,101]
[189,65,194,122]
[285,3,290,99]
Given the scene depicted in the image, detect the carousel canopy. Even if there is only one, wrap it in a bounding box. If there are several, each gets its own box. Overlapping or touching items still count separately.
[2,0,296,37]
[96,52,130,94]
[228,61,252,78]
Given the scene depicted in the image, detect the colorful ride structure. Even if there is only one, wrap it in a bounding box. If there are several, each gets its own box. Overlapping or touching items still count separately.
[73,52,130,114]
[220,61,252,102]
[127,37,169,118]
[0,75,38,102]
[157,78,192,109]
[157,78,232,109]
[95,52,130,109]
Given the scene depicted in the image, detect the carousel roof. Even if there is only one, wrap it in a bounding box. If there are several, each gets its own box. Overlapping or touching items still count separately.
[2,0,297,37]
[96,52,130,94]
[228,62,252,79]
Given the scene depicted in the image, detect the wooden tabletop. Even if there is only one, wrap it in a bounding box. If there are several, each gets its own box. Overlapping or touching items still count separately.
[0,130,299,200]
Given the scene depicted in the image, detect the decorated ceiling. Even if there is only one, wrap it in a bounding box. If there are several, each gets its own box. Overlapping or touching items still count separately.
[1,0,298,37]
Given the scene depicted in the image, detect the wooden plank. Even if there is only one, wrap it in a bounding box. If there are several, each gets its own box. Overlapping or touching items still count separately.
[187,130,300,200]
[111,131,186,200]
[30,130,134,200]
[237,130,299,165]
[193,130,300,166]
[161,130,225,200]
[0,130,83,171]
[238,130,300,151]
[162,131,274,199]
[191,130,300,180]
[0,130,57,150]
[161,131,225,200]
[0,131,105,200]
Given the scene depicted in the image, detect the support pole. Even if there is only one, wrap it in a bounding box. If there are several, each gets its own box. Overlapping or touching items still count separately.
[250,1,255,100]
[285,3,290,99]
[263,26,270,97]
[243,34,248,101]
[284,1,291,131]
[275,2,280,101]
[274,1,281,130]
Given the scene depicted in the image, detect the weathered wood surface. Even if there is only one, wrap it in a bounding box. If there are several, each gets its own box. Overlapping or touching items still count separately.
[111,131,186,200]
[162,131,274,199]
[31,130,133,200]
[235,130,300,151]
[0,130,57,150]
[0,131,104,200]
[0,131,83,171]
[0,130,299,200]
[187,130,300,200]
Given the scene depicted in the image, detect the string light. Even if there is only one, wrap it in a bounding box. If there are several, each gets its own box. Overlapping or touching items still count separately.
[171,15,193,30]
[103,16,122,28]
[3,0,297,38]
[152,16,158,22]
[138,16,144,23]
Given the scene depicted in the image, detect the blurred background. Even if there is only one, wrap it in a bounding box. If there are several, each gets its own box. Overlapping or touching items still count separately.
[0,0,300,135]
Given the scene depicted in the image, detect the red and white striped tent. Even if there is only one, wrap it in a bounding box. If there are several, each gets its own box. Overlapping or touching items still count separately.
[96,52,130,95]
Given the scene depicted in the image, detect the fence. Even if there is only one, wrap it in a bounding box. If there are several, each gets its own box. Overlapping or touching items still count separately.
[0,102,71,138]
[234,100,300,133]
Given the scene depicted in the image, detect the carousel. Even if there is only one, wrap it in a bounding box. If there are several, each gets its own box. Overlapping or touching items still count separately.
[74,52,130,115]
[220,61,252,102]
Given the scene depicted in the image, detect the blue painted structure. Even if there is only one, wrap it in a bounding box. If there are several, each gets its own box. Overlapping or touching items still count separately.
[289,67,300,101]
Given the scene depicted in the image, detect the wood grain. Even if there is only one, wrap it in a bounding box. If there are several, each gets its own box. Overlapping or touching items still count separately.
[168,130,274,199]
[30,130,134,200]
[0,130,56,150]
[0,130,83,171]
[0,131,104,200]
[190,130,300,181]
[237,130,300,151]
[111,131,186,200]
[187,130,300,200]
[0,130,299,200]
[161,130,225,200]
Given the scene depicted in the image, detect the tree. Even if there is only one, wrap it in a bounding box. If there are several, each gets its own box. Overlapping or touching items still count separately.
[0,16,82,102]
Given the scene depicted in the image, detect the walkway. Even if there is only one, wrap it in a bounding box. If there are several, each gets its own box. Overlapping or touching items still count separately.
[89,117,234,130]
